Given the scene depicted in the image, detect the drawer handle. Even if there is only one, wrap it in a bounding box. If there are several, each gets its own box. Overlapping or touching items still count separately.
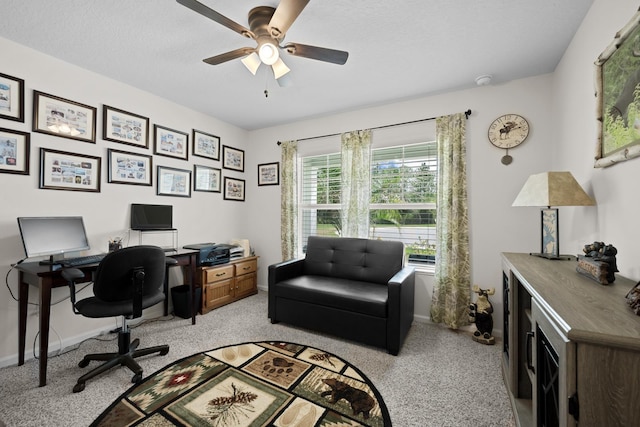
[216,272,226,277]
[242,266,251,271]
[526,331,535,373]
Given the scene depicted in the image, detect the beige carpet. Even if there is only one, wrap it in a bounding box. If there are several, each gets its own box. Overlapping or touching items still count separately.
[0,291,514,426]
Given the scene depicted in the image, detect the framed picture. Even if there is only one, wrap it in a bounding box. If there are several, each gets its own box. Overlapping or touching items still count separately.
[154,125,188,160]
[257,162,280,186]
[193,129,220,160]
[39,148,101,192]
[0,72,25,122]
[222,145,244,172]
[102,105,149,148]
[223,176,245,201]
[157,165,191,197]
[541,208,559,258]
[194,164,221,192]
[33,91,96,143]
[595,9,640,167]
[107,148,152,186]
[0,127,30,175]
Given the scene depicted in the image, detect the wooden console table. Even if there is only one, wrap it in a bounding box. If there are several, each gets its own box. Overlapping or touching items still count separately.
[16,248,198,387]
[501,252,640,426]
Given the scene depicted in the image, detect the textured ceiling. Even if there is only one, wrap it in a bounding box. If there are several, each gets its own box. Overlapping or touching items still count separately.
[0,0,594,130]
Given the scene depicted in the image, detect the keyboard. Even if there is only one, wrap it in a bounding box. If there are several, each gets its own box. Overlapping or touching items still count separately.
[61,253,107,267]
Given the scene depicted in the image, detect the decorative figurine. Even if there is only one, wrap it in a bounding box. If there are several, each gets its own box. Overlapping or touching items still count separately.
[577,241,619,285]
[469,285,495,345]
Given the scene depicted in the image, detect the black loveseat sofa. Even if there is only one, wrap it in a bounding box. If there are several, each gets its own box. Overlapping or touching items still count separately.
[268,236,415,355]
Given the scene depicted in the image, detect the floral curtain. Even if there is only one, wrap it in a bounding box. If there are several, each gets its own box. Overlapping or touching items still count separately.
[280,140,298,261]
[340,130,372,238]
[430,113,471,329]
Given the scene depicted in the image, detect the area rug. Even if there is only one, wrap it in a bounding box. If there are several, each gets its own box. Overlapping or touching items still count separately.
[91,341,392,427]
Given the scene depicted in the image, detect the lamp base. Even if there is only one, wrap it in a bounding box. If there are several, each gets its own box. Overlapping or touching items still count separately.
[529,252,573,261]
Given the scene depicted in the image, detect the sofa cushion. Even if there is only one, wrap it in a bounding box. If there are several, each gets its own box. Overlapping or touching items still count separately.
[273,275,388,318]
[303,236,403,285]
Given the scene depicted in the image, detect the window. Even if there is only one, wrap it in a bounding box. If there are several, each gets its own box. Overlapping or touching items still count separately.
[300,142,437,262]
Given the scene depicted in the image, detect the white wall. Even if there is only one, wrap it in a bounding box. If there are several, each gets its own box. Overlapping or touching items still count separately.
[0,37,250,366]
[246,74,555,330]
[552,0,640,280]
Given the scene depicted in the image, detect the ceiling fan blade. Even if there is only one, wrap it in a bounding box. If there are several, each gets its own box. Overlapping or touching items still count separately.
[269,0,310,37]
[283,43,349,65]
[177,0,254,39]
[203,47,256,65]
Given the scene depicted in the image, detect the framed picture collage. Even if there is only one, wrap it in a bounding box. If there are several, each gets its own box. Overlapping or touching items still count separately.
[0,71,276,202]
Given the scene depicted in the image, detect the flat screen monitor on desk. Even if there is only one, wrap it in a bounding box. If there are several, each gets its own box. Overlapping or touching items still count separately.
[130,203,173,230]
[17,216,90,264]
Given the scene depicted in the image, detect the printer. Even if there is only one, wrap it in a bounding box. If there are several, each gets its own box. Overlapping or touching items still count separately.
[183,243,232,266]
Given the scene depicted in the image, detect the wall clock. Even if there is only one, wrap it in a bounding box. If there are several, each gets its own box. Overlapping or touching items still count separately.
[488,114,530,165]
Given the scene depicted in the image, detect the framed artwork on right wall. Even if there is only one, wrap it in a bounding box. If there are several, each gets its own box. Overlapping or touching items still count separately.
[595,8,640,167]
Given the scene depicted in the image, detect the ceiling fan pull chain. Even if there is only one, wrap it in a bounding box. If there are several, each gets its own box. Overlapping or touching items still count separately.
[264,67,270,98]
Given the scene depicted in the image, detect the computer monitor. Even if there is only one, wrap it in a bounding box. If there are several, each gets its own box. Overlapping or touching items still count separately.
[17,216,90,264]
[130,203,173,230]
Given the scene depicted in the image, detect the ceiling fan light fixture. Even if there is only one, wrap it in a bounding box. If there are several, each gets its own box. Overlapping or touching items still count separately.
[241,52,261,75]
[272,57,290,79]
[258,42,279,65]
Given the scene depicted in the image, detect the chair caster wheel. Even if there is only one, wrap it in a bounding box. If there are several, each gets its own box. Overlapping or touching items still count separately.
[78,359,90,368]
[132,373,143,384]
[73,383,85,393]
[160,348,169,356]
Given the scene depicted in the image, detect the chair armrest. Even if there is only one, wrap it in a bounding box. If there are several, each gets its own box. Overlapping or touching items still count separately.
[61,268,85,315]
[61,268,85,283]
[165,257,179,267]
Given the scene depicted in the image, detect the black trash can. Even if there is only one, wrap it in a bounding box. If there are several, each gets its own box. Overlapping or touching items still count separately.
[171,285,201,319]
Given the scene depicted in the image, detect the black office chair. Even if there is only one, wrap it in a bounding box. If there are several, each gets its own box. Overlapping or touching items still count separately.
[61,245,176,393]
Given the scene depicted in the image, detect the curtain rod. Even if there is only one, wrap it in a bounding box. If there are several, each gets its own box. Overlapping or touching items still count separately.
[277,109,471,145]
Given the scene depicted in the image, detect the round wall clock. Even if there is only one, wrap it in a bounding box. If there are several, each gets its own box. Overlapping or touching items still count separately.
[488,114,530,164]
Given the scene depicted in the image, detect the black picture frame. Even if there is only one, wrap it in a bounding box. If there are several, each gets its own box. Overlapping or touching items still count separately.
[154,124,189,160]
[192,129,220,161]
[157,165,191,197]
[33,91,97,143]
[222,145,244,172]
[39,148,101,192]
[257,162,280,186]
[107,148,153,186]
[223,176,245,201]
[103,105,150,148]
[194,164,221,193]
[0,72,25,122]
[0,127,30,175]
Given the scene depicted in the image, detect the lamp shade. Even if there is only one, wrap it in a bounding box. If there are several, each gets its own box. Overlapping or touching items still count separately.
[241,52,261,75]
[512,171,596,207]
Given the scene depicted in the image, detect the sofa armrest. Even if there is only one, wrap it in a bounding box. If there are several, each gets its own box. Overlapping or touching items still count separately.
[268,258,305,286]
[387,266,415,355]
[268,258,305,320]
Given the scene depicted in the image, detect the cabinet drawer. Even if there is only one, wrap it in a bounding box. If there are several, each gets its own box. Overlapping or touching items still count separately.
[203,265,234,283]
[235,259,257,276]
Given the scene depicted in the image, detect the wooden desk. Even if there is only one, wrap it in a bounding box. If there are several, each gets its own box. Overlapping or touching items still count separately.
[16,249,198,387]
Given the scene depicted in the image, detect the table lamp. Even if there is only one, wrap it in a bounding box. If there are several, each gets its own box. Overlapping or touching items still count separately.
[512,171,595,259]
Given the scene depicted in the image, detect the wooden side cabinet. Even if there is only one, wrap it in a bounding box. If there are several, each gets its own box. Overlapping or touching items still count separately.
[501,252,640,427]
[196,256,258,314]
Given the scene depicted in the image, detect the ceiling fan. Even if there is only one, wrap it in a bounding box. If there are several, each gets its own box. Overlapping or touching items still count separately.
[177,0,349,85]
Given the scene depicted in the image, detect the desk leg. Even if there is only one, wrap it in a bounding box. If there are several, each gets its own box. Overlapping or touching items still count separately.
[190,254,197,325]
[18,274,28,366]
[38,281,52,387]
[164,266,169,317]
